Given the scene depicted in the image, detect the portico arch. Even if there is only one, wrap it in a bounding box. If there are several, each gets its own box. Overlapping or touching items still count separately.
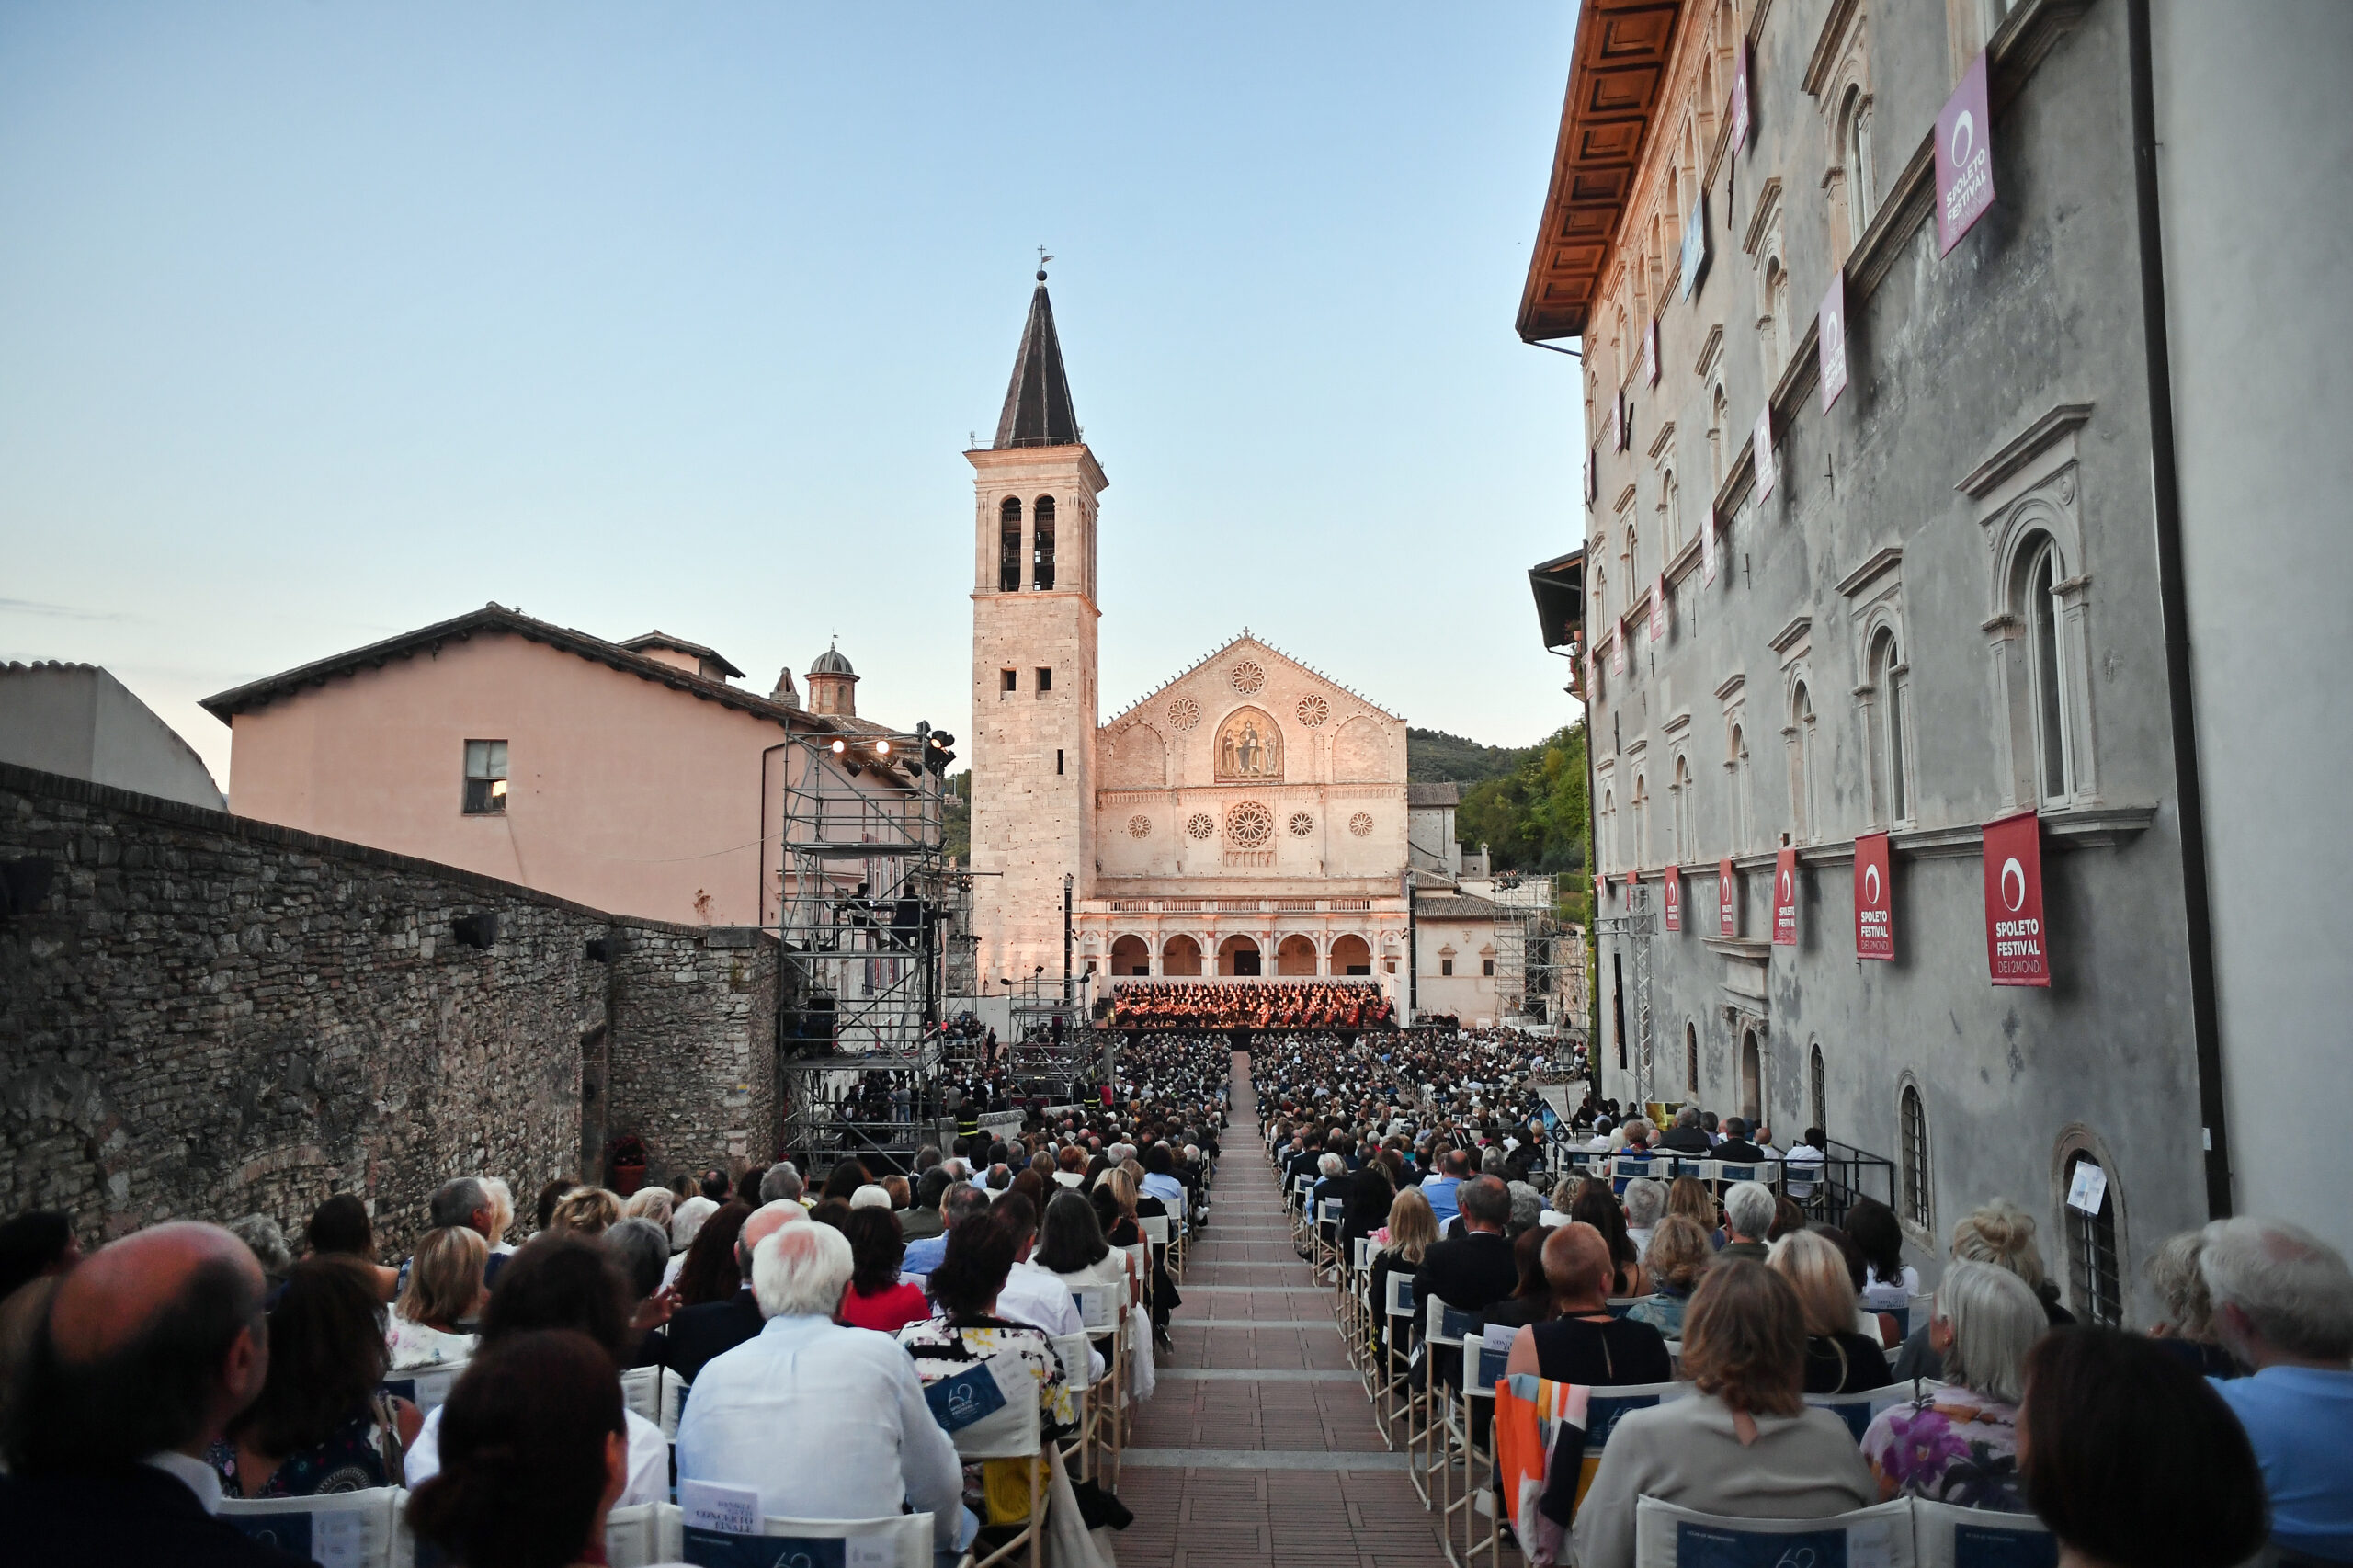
[1110,934,1151,977]
[1330,934,1372,975]
[1275,934,1318,975]
[1162,934,1203,976]
[1217,934,1262,976]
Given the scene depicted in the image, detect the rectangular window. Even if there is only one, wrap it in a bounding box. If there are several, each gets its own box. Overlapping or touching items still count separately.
[999,521,1022,593]
[1440,958,1454,977]
[1055,749,1064,776]
[1001,668,1017,693]
[1483,959,1495,977]
[1035,666,1052,694]
[463,740,508,814]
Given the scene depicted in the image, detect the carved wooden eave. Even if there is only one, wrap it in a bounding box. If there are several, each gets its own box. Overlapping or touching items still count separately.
[1516,0,1687,343]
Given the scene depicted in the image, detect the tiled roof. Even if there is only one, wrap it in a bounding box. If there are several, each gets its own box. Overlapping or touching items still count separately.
[1407,782,1462,806]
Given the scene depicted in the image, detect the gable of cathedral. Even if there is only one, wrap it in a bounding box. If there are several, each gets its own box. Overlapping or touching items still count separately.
[1097,635,1403,793]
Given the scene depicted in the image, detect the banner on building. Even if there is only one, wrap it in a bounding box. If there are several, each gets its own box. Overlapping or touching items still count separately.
[1984,810,2049,986]
[1754,406,1778,500]
[1617,387,1631,452]
[1772,846,1799,946]
[1702,508,1718,584]
[1680,191,1711,300]
[1594,872,1608,910]
[1644,319,1661,387]
[1610,627,1627,676]
[1663,865,1682,932]
[1819,271,1849,412]
[1936,51,1997,256]
[1729,38,1752,153]
[1648,574,1668,642]
[1718,858,1739,937]
[1854,831,1893,960]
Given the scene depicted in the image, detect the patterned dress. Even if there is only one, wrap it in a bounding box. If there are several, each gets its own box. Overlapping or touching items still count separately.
[1860,1384,2027,1512]
[209,1395,401,1497]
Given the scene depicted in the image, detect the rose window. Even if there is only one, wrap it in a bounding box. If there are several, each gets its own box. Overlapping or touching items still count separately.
[1230,660,1266,694]
[1166,698,1200,731]
[1127,814,1152,839]
[1186,812,1215,840]
[1348,812,1375,837]
[1225,801,1275,848]
[1288,812,1315,837]
[1295,694,1329,727]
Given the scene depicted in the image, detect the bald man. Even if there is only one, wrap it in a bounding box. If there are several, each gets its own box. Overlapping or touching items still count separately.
[663,1199,804,1384]
[0,1221,311,1566]
[1503,1221,1673,1387]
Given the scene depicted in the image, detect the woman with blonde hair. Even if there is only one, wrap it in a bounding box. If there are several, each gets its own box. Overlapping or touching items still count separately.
[1665,1175,1719,1245]
[1368,1188,1438,1391]
[621,1187,674,1230]
[1626,1213,1711,1337]
[548,1187,623,1239]
[389,1226,486,1369]
[1768,1227,1892,1393]
[1568,1262,1874,1568]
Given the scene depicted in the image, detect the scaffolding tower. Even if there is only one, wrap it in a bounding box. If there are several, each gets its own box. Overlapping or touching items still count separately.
[775,725,960,1174]
[1001,973,1099,1102]
[1489,874,1588,1040]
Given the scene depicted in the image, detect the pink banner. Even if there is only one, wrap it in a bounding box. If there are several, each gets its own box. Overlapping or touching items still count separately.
[1663,865,1682,932]
[1984,812,2050,986]
[1702,510,1717,584]
[1936,51,1996,256]
[1644,318,1660,387]
[1648,574,1667,642]
[1718,858,1738,937]
[1772,847,1799,946]
[1728,38,1751,153]
[1854,831,1893,960]
[1819,272,1849,412]
[1754,406,1777,499]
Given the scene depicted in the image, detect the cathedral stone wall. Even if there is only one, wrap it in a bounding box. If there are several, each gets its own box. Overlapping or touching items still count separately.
[0,763,772,1254]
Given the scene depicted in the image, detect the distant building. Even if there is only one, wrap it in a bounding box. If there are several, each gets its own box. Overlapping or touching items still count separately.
[203,604,896,929]
[965,275,1518,1022]
[0,662,223,809]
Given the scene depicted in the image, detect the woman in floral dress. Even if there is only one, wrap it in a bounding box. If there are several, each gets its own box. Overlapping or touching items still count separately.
[1861,1260,2050,1511]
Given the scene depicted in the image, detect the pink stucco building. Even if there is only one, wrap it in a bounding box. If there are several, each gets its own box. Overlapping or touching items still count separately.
[204,605,892,929]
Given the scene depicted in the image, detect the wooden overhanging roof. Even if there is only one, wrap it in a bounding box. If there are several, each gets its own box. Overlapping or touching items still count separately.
[1516,0,1686,343]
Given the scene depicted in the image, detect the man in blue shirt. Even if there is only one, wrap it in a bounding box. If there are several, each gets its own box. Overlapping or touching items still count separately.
[902,1184,991,1278]
[1419,1148,1472,1232]
[2203,1216,2353,1564]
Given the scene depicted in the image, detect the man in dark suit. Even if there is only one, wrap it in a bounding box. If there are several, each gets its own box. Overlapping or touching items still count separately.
[0,1221,312,1567]
[1656,1107,1713,1155]
[1711,1116,1768,1164]
[665,1200,801,1383]
[1412,1176,1520,1389]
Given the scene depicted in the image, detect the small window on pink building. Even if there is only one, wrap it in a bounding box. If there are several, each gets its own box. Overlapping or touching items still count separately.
[463,740,508,814]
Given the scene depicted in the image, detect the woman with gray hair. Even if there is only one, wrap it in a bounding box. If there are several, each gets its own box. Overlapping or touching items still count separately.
[1859,1260,2046,1512]
[1622,1178,1666,1259]
[2143,1230,2237,1378]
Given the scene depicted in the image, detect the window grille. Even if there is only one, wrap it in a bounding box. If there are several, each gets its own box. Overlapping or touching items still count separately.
[1900,1085,1931,1230]
[2064,1153,2123,1326]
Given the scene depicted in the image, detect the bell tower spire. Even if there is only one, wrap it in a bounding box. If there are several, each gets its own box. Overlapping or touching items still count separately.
[966,266,1108,991]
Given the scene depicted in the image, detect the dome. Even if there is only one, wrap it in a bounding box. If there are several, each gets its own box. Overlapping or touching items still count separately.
[808,642,855,677]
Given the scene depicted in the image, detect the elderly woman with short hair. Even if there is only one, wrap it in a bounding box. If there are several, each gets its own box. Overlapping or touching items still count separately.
[1860,1259,2047,1512]
[1566,1261,1875,1568]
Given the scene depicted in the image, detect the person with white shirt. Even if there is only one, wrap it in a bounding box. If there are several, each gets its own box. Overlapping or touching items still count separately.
[403,1234,668,1508]
[674,1219,970,1559]
[988,1194,1103,1381]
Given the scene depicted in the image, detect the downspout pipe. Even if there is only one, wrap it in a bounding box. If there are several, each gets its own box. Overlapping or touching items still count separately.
[2127,0,2234,1219]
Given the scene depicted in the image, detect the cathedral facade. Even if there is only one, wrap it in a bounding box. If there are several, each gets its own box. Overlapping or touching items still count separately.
[966,277,1506,1019]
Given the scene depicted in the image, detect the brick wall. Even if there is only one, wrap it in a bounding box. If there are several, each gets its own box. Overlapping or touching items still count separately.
[0,764,774,1252]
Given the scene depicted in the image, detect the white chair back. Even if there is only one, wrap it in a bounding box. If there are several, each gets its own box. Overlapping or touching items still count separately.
[1317,1198,1345,1228]
[1423,1294,1475,1348]
[619,1363,672,1426]
[1910,1498,2058,1568]
[380,1361,465,1415]
[1071,1283,1120,1331]
[1140,1212,1172,1246]
[604,1500,685,1567]
[1352,1235,1375,1270]
[1578,1379,1691,1451]
[678,1508,934,1568]
[220,1485,404,1568]
[1049,1330,1093,1388]
[1460,1326,1514,1402]
[951,1377,1045,1460]
[1805,1384,1915,1444]
[1631,1495,1916,1568]
[1121,1241,1148,1282]
[1384,1270,1417,1319]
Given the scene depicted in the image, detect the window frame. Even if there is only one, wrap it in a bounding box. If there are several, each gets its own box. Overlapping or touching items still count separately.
[2061,1149,2124,1327]
[462,739,508,816]
[1899,1082,1932,1233]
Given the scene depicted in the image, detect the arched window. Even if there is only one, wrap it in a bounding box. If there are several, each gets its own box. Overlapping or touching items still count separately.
[1762,257,1791,377]
[1900,1084,1932,1230]
[1593,565,1608,628]
[1030,495,1056,591]
[1808,1042,1826,1134]
[1632,774,1650,869]
[1728,723,1751,852]
[1869,630,1912,825]
[1709,386,1729,490]
[1601,789,1617,871]
[2063,1150,2122,1326]
[1672,755,1693,863]
[1790,682,1817,843]
[1686,1024,1699,1094]
[1663,471,1682,555]
[1840,85,1875,243]
[998,496,1022,592]
[2022,536,2073,801]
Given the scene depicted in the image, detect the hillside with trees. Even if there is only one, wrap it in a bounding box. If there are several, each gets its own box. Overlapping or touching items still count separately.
[1408,723,1590,879]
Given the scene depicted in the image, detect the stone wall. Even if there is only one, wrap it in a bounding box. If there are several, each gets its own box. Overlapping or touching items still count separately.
[0,764,775,1253]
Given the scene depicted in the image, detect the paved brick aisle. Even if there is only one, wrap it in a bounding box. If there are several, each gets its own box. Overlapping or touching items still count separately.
[1112,1051,1447,1568]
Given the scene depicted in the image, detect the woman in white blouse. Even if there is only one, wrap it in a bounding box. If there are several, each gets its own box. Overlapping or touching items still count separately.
[387,1226,483,1370]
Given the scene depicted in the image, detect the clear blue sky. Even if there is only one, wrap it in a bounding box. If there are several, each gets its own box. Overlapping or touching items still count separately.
[0,3,1587,788]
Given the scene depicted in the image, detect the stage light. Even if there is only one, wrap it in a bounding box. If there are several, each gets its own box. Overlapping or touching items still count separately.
[831,739,847,755]
[875,739,891,756]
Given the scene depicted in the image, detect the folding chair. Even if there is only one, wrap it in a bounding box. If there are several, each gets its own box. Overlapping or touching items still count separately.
[1450,1326,1518,1568]
[1608,1155,1656,1197]
[1069,1284,1126,1483]
[680,1509,936,1568]
[1313,1198,1346,1280]
[1380,1271,1418,1447]
[220,1486,404,1568]
[1911,1498,2059,1568]
[1345,1236,1376,1369]
[1631,1495,1916,1568]
[604,1501,685,1568]
[1048,1331,1097,1480]
[950,1386,1048,1568]
[619,1364,683,1434]
[1805,1384,1917,1443]
[1140,1212,1172,1297]
[380,1361,465,1415]
[1417,1295,1478,1515]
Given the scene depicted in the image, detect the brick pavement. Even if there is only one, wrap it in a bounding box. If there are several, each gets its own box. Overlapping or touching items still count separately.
[1112,1051,1448,1568]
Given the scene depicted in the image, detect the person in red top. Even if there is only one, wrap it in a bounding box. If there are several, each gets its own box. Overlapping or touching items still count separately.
[835,1208,929,1334]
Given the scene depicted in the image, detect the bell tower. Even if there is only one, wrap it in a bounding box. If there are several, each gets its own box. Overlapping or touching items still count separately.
[968,270,1108,991]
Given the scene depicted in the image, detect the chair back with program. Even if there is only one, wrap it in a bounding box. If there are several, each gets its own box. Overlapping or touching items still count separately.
[380,1361,465,1415]
[1804,1384,1915,1444]
[220,1486,405,1568]
[1909,1498,2058,1568]
[604,1501,685,1567]
[1631,1495,1916,1568]
[680,1509,935,1568]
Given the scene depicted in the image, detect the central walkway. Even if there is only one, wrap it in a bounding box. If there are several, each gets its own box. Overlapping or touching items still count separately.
[1117,1051,1448,1568]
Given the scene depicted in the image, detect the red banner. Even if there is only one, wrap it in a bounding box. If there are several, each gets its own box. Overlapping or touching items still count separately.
[1984,811,2049,986]
[1648,574,1668,642]
[1854,831,1893,961]
[1663,865,1682,932]
[1718,858,1738,937]
[1594,872,1608,910]
[1935,51,1996,256]
[1772,847,1799,946]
